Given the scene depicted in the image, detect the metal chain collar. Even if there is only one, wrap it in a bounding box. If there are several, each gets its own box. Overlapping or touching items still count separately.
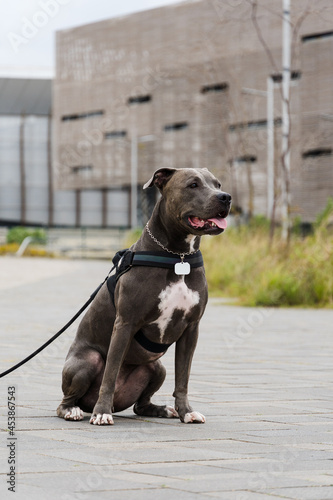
[145,222,198,259]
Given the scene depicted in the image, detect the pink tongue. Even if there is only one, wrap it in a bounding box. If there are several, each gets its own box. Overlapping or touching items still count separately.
[189,216,228,229]
[207,217,228,229]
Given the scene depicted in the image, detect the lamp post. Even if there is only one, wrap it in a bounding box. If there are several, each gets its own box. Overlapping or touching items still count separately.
[130,134,155,229]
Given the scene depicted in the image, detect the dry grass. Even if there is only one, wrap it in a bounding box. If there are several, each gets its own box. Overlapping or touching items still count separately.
[0,243,54,258]
[202,219,333,307]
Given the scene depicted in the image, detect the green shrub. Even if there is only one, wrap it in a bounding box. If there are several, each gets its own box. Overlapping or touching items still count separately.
[6,227,47,245]
[248,214,271,231]
[203,223,333,307]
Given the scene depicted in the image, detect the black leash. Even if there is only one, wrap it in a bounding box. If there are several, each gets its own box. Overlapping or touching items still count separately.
[0,248,205,378]
[0,274,110,379]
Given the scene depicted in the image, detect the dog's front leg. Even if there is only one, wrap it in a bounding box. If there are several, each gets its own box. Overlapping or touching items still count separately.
[173,322,206,424]
[90,317,133,426]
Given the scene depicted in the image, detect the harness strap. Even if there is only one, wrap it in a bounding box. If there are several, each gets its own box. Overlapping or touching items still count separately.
[132,251,204,269]
[107,249,204,353]
[134,330,172,353]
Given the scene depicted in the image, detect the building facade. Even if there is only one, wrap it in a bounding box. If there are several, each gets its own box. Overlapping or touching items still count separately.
[0,76,125,228]
[53,0,333,225]
[0,77,82,227]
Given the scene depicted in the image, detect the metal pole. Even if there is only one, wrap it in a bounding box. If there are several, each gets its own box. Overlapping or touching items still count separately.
[282,0,291,240]
[131,135,138,229]
[267,76,274,220]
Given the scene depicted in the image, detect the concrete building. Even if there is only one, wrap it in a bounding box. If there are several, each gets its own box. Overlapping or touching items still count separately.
[53,0,333,225]
[0,75,125,228]
[0,76,82,227]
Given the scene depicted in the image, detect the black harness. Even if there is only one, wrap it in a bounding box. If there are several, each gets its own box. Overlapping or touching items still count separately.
[0,248,204,378]
[106,249,204,353]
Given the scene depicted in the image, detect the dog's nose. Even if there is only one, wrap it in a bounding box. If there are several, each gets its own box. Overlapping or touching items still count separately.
[218,192,232,204]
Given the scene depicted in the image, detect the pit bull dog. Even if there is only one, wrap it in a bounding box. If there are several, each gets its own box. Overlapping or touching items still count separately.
[57,167,231,425]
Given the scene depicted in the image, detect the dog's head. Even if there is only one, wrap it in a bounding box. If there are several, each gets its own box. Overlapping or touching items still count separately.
[144,167,232,236]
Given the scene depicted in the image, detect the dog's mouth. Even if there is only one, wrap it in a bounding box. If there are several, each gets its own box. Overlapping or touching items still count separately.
[187,215,228,233]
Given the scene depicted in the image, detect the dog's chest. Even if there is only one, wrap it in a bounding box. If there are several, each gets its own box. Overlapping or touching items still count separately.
[152,279,200,342]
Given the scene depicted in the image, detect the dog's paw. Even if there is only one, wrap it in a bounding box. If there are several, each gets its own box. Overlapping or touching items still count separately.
[64,407,83,421]
[165,406,179,418]
[184,411,206,424]
[90,413,114,425]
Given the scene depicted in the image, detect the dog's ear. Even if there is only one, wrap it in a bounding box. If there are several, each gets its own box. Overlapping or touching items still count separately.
[143,168,178,191]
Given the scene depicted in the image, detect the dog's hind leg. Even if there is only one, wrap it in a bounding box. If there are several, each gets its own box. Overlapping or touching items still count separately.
[57,349,104,421]
[133,360,179,419]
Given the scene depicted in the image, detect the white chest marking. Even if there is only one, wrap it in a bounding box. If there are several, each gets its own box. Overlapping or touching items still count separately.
[153,279,200,342]
[185,235,197,253]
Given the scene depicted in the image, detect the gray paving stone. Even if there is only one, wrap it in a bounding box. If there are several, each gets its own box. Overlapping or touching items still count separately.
[204,491,291,499]
[265,486,333,500]
[69,488,203,500]
[1,256,333,500]
[16,470,159,497]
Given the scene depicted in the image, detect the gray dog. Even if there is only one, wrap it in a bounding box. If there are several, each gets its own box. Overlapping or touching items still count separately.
[57,167,231,425]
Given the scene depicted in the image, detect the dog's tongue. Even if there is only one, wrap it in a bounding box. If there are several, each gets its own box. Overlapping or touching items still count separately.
[189,216,228,229]
[207,217,228,229]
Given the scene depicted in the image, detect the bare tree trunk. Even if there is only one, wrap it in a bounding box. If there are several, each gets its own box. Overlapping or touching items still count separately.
[250,0,292,242]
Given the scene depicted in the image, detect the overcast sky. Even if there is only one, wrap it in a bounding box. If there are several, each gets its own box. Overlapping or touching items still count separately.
[0,0,183,77]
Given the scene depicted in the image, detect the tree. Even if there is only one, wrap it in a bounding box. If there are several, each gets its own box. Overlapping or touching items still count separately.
[248,0,328,243]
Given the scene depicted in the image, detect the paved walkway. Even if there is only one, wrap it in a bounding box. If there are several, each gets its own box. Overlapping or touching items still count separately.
[1,256,333,500]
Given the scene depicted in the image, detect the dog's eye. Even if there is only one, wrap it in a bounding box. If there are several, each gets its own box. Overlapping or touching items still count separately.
[189,182,198,188]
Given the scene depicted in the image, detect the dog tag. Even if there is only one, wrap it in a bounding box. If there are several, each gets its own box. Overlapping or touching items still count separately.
[174,261,191,275]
